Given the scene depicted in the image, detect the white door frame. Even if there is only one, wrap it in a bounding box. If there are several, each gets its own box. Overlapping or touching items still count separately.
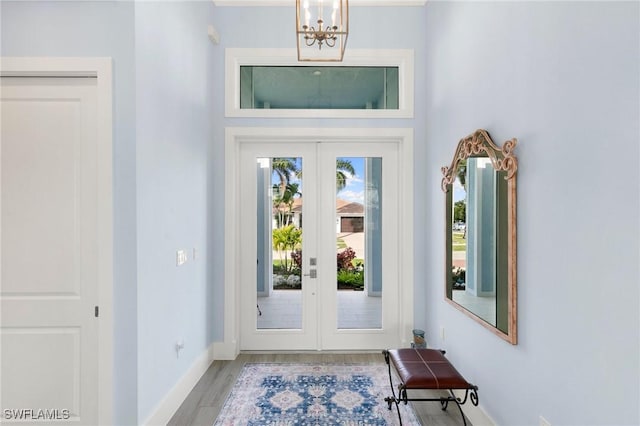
[1,57,113,425]
[217,127,414,358]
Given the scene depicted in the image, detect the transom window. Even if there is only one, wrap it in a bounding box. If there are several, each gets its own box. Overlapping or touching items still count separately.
[240,66,399,110]
[225,48,414,118]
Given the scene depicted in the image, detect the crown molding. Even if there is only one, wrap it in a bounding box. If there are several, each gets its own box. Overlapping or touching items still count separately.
[213,0,426,6]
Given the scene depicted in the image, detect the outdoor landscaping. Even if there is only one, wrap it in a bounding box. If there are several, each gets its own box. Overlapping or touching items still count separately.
[336,247,364,290]
[272,245,365,290]
[270,156,366,291]
[452,231,466,251]
[452,266,466,290]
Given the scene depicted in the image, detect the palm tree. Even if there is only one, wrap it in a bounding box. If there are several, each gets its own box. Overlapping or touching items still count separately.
[272,156,355,203]
[272,157,299,195]
[336,158,355,192]
[273,157,355,193]
[456,159,467,190]
[272,224,302,272]
[273,182,301,227]
[271,158,301,228]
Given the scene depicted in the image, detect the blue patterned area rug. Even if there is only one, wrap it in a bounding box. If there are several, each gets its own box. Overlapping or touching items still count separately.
[213,363,420,425]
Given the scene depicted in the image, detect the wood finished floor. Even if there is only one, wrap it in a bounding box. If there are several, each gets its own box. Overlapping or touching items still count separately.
[168,353,472,426]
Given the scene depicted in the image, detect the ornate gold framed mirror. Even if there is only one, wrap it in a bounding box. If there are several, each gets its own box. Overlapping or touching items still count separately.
[441,129,518,344]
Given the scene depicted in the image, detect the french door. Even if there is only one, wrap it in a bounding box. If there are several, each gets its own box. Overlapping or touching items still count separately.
[239,140,401,351]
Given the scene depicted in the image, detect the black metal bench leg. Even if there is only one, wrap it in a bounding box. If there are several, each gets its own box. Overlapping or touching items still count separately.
[382,350,403,425]
[440,397,449,411]
[449,389,468,426]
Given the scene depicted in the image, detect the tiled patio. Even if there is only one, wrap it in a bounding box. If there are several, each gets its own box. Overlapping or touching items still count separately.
[256,290,382,330]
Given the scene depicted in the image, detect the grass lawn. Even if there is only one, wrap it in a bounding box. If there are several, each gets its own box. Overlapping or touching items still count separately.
[452,232,466,252]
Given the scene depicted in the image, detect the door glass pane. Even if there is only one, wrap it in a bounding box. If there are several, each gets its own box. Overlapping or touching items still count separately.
[336,157,382,329]
[256,157,303,329]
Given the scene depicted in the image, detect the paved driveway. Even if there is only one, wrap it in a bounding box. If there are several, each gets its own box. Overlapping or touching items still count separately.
[338,232,364,258]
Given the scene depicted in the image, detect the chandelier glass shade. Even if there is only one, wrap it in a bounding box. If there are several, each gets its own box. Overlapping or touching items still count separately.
[296,0,349,62]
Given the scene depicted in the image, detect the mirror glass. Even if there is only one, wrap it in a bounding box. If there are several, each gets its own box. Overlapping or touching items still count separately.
[442,130,518,344]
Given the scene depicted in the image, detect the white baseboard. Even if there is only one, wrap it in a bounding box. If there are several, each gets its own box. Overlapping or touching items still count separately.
[452,390,496,426]
[212,339,239,360]
[142,344,215,426]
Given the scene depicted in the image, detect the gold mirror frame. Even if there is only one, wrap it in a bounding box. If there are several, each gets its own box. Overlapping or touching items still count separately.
[441,129,518,344]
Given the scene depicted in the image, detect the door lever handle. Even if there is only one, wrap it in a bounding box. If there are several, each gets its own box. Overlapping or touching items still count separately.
[304,269,317,278]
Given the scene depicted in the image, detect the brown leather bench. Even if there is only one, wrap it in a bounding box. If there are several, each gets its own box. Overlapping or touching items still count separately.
[383,349,479,425]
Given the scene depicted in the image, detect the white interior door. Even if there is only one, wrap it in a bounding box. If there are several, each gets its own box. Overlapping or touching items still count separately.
[239,140,402,351]
[1,77,100,424]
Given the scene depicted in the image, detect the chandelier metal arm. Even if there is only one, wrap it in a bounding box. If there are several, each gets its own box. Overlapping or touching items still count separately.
[303,21,339,49]
[296,0,348,61]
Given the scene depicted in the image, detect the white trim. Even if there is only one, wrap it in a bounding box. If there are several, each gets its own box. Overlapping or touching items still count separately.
[225,48,414,119]
[223,127,414,352]
[142,344,216,426]
[0,57,114,426]
[398,127,414,348]
[214,0,426,6]
[223,128,242,360]
[212,340,240,360]
[95,58,114,426]
[452,390,497,426]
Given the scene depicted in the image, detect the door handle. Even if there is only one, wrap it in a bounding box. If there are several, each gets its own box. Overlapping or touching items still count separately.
[304,269,317,278]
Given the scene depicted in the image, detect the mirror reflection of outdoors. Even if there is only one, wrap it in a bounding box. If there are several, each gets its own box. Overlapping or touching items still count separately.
[442,130,517,342]
[452,159,467,291]
[271,157,365,291]
[450,157,499,327]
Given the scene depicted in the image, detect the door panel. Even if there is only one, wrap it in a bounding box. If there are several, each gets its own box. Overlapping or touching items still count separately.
[1,78,99,424]
[239,141,401,351]
[319,144,400,350]
[2,328,81,414]
[240,144,318,350]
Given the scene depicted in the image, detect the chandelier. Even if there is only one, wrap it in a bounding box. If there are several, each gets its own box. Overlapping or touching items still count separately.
[296,0,349,62]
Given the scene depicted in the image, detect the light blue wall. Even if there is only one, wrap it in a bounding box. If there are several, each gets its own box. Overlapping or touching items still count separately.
[467,163,477,292]
[365,158,383,294]
[422,2,640,424]
[7,2,636,424]
[1,1,217,423]
[134,1,214,420]
[210,3,429,339]
[0,2,138,424]
[478,165,495,294]
[257,163,268,295]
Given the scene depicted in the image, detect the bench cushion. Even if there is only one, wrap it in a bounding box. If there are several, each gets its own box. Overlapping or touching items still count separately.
[388,348,473,390]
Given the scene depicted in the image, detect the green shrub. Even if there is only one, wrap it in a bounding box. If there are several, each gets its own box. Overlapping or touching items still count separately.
[337,270,364,287]
[337,247,357,272]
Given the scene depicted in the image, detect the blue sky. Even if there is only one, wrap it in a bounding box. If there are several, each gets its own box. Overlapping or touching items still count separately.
[453,177,466,202]
[271,157,464,204]
[336,157,365,203]
[270,157,366,204]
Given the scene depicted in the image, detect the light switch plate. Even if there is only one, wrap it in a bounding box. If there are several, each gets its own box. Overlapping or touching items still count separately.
[176,250,187,266]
